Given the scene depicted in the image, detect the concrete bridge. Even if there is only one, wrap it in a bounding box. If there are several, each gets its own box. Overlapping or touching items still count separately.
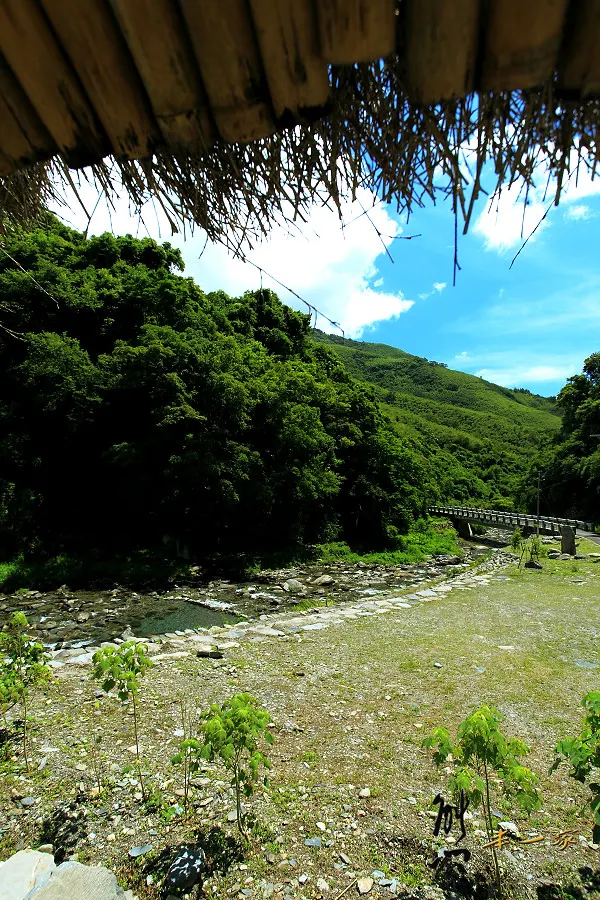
[428,505,595,538]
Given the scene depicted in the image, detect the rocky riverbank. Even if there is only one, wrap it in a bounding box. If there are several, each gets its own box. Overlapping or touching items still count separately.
[0,550,484,652]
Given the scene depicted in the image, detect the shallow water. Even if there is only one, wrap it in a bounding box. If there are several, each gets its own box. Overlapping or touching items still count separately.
[134,601,238,636]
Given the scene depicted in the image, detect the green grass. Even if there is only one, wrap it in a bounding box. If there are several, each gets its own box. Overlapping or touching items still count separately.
[316,517,462,566]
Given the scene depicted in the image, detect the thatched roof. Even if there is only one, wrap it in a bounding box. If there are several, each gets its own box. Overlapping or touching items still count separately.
[1,0,599,247]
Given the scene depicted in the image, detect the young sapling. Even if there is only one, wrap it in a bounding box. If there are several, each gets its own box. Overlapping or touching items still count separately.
[92,641,152,800]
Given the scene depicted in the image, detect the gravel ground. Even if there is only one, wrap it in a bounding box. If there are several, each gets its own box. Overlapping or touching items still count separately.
[1,541,600,900]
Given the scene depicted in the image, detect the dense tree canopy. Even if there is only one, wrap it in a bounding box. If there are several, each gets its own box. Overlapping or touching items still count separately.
[0,218,428,561]
[537,353,600,519]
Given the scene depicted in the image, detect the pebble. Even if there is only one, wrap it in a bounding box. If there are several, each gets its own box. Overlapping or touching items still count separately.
[339,853,351,865]
[316,878,330,893]
[129,844,153,857]
[305,837,321,848]
[357,877,373,895]
[21,797,35,807]
[358,788,370,798]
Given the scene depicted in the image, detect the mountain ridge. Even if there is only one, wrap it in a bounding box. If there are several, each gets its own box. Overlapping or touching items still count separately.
[310,330,559,509]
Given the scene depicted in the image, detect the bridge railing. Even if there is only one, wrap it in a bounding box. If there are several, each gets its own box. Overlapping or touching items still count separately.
[428,505,594,532]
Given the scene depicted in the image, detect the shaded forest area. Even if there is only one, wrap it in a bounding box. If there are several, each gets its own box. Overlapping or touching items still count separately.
[0,218,427,566]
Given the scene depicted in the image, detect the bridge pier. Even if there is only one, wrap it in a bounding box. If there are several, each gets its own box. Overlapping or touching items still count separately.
[452,518,473,539]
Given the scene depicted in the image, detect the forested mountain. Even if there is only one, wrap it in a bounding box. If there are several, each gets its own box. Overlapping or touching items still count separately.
[0,217,567,568]
[312,332,561,509]
[531,353,600,519]
[0,218,428,562]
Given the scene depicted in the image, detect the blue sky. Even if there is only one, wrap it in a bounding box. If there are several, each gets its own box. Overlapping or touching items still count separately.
[58,163,600,398]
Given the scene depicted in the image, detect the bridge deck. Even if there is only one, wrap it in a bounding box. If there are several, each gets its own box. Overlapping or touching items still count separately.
[429,505,594,535]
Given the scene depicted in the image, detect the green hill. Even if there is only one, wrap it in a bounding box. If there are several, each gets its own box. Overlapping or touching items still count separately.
[311,332,560,509]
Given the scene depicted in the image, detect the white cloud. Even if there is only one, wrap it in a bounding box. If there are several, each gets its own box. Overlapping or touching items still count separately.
[475,364,574,386]
[52,183,413,339]
[455,351,470,361]
[418,281,448,300]
[565,203,594,222]
[473,162,600,252]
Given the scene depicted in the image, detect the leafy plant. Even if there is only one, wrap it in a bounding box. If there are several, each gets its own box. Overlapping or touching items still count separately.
[0,611,50,769]
[173,693,273,837]
[553,691,600,842]
[92,641,152,800]
[510,526,523,553]
[425,705,541,898]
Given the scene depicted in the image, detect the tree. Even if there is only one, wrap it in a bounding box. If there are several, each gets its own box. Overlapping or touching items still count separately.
[92,642,153,800]
[553,691,600,842]
[197,693,273,837]
[426,706,541,899]
[0,612,50,768]
[0,217,427,563]
[537,353,600,519]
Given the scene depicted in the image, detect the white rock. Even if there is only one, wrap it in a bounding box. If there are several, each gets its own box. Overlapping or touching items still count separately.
[28,860,131,898]
[358,788,370,798]
[316,878,330,893]
[357,877,374,895]
[0,849,56,900]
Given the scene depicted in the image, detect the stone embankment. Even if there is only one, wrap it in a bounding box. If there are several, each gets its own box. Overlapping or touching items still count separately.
[0,550,490,651]
[39,550,510,671]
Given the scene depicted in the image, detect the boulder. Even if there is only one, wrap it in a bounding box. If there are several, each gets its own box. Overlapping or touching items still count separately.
[559,525,576,555]
[282,579,305,593]
[312,574,335,586]
[0,849,55,900]
[28,860,131,898]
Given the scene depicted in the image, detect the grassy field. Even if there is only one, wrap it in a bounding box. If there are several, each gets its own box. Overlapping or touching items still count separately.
[1,543,599,899]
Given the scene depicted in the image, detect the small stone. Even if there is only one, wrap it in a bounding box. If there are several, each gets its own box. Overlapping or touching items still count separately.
[299,874,309,884]
[266,853,277,865]
[37,845,53,854]
[316,878,330,893]
[499,821,520,837]
[339,853,351,866]
[316,822,326,831]
[357,877,374,895]
[358,788,370,798]
[304,837,321,848]
[129,844,153,858]
[21,797,35,807]
[433,662,443,668]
